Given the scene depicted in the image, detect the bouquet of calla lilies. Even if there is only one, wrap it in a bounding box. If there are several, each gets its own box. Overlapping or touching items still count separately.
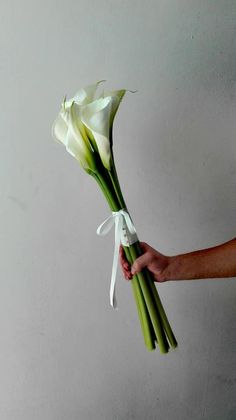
[52,81,177,353]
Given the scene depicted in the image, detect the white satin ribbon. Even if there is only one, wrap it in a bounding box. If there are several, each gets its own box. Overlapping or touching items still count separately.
[96,209,138,309]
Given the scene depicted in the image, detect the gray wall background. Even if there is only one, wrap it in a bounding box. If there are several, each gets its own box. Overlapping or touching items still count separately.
[1,1,236,419]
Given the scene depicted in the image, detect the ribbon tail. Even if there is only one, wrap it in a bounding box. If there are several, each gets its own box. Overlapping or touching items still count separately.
[109,215,123,309]
[97,210,137,309]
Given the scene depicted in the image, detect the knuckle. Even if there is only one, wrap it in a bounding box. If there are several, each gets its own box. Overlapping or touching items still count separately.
[135,262,141,271]
[148,250,155,260]
[132,262,137,270]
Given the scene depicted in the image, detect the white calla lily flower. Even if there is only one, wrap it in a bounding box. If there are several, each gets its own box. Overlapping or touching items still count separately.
[81,97,112,169]
[81,90,126,169]
[52,103,96,171]
[53,82,126,171]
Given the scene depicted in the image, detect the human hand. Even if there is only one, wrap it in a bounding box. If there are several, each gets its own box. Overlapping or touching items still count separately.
[119,242,170,282]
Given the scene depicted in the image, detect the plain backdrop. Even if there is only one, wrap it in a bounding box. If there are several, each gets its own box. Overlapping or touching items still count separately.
[1,1,236,419]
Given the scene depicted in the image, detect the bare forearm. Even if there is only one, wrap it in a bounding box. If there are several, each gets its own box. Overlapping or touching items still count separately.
[165,238,236,281]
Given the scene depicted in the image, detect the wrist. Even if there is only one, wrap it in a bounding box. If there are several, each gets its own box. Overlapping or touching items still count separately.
[163,255,182,281]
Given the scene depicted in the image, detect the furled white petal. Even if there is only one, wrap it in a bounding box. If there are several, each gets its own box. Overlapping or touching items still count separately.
[103,89,126,123]
[52,102,96,171]
[81,97,112,169]
[69,103,92,153]
[92,133,111,168]
[59,105,71,124]
[81,97,111,135]
[73,80,105,105]
[65,128,89,168]
[73,85,95,105]
[52,114,68,144]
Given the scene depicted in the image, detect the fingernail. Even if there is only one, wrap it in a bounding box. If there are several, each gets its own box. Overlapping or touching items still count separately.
[131,266,136,275]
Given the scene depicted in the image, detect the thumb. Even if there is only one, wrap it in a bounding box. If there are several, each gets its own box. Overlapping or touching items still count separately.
[131,252,153,275]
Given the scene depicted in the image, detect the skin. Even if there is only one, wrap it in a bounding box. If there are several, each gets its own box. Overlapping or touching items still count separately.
[119,238,236,282]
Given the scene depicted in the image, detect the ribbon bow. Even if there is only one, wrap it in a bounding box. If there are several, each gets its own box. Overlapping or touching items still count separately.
[97,209,138,309]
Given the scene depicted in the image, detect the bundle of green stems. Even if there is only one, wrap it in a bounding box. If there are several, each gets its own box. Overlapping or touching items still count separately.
[91,150,177,353]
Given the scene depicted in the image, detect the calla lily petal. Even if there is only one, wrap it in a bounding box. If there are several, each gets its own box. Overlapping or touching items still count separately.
[91,133,111,168]
[81,97,111,135]
[73,85,96,105]
[52,114,68,144]
[103,89,126,123]
[65,128,90,169]
[53,102,96,171]
[81,97,113,169]
[73,80,106,106]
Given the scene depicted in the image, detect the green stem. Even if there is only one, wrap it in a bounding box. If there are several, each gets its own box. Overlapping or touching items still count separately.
[91,171,120,211]
[129,243,169,354]
[123,245,155,351]
[91,173,113,210]
[146,270,178,349]
[98,172,120,211]
[134,242,177,348]
[108,166,126,209]
[109,156,127,209]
